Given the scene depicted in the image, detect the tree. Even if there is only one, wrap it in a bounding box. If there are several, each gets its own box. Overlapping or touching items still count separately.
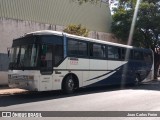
[112,0,160,79]
[63,24,89,37]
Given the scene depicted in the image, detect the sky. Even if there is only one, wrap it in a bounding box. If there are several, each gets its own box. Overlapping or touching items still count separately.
[109,0,119,14]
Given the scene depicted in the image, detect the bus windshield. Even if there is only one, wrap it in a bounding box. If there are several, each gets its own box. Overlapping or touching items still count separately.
[9,35,64,70]
[9,44,40,69]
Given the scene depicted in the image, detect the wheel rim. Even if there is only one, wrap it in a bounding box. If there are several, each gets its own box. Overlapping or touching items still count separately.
[68,79,74,90]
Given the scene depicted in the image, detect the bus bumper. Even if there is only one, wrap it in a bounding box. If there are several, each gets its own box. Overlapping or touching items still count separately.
[8,79,38,91]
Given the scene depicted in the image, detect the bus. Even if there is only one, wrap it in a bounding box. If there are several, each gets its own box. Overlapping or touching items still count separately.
[8,30,154,93]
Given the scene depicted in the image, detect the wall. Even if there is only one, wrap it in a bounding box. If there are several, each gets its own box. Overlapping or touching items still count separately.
[0,0,112,33]
[0,53,9,85]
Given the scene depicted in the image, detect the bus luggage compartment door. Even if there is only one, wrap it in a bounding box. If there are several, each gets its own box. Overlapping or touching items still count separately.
[40,75,53,91]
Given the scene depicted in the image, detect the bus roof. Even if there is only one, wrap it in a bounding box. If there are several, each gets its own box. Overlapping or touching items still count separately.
[25,30,146,50]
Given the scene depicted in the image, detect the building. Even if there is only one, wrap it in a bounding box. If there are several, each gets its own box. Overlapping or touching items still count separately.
[0,0,113,85]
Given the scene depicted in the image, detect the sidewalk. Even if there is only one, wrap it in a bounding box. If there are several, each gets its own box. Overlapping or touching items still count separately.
[0,85,27,95]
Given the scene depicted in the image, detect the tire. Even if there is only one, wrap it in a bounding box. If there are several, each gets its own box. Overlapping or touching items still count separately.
[62,75,75,94]
[135,74,141,86]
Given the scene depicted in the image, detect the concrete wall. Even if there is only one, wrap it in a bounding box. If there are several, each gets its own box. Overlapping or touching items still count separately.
[89,31,123,44]
[0,53,9,71]
[0,17,119,85]
[0,72,8,85]
[0,0,112,32]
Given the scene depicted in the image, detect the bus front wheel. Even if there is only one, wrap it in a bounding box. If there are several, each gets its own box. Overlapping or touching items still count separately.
[62,75,75,94]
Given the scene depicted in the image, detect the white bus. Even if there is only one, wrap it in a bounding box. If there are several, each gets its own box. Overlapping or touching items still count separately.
[8,30,154,93]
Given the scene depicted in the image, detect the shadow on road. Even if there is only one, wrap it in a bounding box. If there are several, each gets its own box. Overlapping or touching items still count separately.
[0,80,160,107]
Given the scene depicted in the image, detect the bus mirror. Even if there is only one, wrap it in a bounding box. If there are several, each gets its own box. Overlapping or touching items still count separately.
[7,47,11,57]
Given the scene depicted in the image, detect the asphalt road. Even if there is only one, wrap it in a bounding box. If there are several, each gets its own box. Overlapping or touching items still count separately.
[1,80,160,120]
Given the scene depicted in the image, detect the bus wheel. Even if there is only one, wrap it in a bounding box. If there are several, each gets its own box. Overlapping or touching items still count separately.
[135,74,141,86]
[63,75,75,94]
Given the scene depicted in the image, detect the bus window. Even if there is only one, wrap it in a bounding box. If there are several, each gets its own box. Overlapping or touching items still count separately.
[89,43,93,57]
[54,44,63,66]
[93,44,105,58]
[68,39,78,56]
[108,46,115,59]
[116,48,121,60]
[108,46,121,60]
[129,50,134,60]
[68,39,88,57]
[121,48,126,60]
[78,41,88,57]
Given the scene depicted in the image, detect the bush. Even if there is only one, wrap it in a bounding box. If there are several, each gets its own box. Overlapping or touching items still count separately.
[63,24,89,37]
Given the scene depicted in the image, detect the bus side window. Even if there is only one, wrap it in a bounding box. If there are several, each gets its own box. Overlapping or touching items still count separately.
[78,41,88,57]
[54,44,63,66]
[101,45,106,58]
[89,43,93,57]
[108,46,121,60]
[129,50,133,60]
[68,39,88,57]
[68,39,78,56]
[108,46,115,59]
[121,48,126,60]
[116,48,121,60]
[92,44,105,59]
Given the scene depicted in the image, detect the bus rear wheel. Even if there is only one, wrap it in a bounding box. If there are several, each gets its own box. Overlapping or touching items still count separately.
[62,75,75,94]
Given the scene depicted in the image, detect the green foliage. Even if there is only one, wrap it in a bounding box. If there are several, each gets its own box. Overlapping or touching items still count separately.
[63,24,89,37]
[119,0,137,8]
[112,8,133,42]
[112,0,160,79]
[112,0,160,49]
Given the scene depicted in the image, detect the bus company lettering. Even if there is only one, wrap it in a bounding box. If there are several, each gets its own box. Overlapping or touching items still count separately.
[70,60,78,65]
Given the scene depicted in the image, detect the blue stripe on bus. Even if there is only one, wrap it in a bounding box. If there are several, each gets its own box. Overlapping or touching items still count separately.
[85,61,153,87]
[86,66,122,81]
